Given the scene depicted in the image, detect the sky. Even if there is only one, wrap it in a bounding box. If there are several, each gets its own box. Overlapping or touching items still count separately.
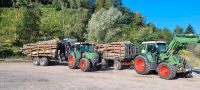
[122,0,200,34]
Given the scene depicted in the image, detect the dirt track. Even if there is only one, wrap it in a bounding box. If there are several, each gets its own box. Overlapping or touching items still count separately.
[0,62,200,90]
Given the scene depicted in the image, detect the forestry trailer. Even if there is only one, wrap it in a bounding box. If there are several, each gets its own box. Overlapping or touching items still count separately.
[134,34,200,80]
[22,38,77,66]
[96,42,136,70]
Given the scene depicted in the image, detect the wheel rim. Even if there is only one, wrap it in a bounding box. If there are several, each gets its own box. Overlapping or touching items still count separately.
[68,54,74,66]
[40,60,44,64]
[80,60,86,70]
[159,65,170,77]
[34,59,37,63]
[135,58,145,72]
[34,60,38,64]
[114,63,120,70]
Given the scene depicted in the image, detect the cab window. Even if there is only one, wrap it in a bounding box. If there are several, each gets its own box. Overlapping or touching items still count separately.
[147,44,156,52]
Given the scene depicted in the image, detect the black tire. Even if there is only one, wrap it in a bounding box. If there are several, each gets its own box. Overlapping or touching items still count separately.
[32,57,40,66]
[157,63,177,80]
[40,57,49,66]
[68,54,78,69]
[79,58,90,72]
[134,55,151,75]
[95,65,102,71]
[114,61,122,70]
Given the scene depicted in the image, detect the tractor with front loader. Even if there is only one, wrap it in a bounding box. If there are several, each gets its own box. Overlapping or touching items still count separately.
[68,42,101,72]
[134,34,200,80]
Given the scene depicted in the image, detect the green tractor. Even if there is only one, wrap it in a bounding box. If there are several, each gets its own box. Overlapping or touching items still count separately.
[68,42,101,72]
[134,34,200,80]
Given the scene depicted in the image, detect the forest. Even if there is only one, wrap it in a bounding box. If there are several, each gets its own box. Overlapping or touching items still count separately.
[0,0,199,59]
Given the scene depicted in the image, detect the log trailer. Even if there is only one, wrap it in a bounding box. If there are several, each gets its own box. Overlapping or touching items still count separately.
[96,42,137,70]
[22,39,77,66]
[134,34,200,79]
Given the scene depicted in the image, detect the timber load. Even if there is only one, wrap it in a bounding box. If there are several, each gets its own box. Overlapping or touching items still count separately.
[22,39,59,58]
[95,41,135,60]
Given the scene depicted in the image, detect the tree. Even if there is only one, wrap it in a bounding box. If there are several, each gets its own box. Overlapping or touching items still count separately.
[174,25,183,34]
[16,3,41,44]
[95,0,120,12]
[38,0,52,4]
[185,24,195,34]
[0,0,13,7]
[95,0,105,12]
[104,0,115,9]
[13,0,32,8]
[87,7,123,43]
[115,0,122,10]
[52,0,71,10]
[132,12,145,28]
[69,0,78,9]
[81,0,90,9]
[61,9,89,41]
[147,23,156,33]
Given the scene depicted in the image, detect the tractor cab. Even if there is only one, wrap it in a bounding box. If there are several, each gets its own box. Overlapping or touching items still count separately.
[141,41,167,54]
[75,43,94,53]
[140,41,167,63]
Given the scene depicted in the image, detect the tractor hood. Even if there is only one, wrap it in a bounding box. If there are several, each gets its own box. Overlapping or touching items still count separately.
[83,52,96,60]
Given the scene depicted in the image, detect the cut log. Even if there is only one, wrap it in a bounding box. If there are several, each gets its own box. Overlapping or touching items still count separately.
[95,42,131,59]
[22,39,59,57]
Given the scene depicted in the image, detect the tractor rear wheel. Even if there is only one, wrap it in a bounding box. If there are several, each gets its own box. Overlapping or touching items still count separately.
[68,54,78,69]
[40,57,49,66]
[80,58,90,72]
[134,55,151,75]
[33,57,40,66]
[157,63,176,80]
[114,61,122,70]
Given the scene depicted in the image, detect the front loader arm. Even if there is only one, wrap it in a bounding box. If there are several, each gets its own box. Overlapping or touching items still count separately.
[166,34,200,55]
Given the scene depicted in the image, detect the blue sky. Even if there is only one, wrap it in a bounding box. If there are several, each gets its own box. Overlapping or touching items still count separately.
[122,0,200,34]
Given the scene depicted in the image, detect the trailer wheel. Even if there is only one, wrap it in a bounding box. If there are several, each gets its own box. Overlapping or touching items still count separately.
[114,61,122,70]
[40,57,49,66]
[157,63,176,80]
[80,58,90,72]
[68,54,78,69]
[33,57,40,66]
[134,55,151,75]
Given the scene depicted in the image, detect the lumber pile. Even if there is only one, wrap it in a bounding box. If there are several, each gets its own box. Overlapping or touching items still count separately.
[22,39,59,57]
[96,42,130,59]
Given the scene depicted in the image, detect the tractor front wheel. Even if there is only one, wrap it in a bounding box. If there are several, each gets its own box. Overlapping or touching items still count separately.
[134,55,151,75]
[157,63,176,80]
[79,58,90,72]
[68,54,78,69]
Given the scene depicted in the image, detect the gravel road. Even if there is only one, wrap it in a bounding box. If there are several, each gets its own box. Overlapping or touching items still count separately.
[0,62,200,90]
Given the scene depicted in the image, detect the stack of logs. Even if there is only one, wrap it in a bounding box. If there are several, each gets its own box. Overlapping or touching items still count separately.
[96,42,130,59]
[22,39,59,57]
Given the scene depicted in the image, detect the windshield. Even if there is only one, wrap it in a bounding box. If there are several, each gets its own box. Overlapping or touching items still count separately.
[157,43,167,53]
[80,44,94,53]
